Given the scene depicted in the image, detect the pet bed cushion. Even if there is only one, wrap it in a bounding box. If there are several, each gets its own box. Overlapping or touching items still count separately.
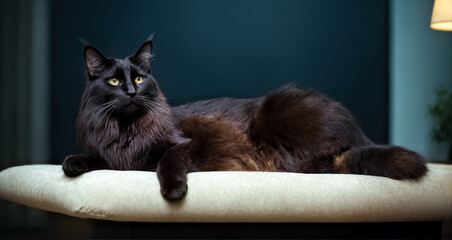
[0,164,451,222]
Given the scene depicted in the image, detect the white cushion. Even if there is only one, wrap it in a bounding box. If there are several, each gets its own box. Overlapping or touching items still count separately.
[0,164,451,222]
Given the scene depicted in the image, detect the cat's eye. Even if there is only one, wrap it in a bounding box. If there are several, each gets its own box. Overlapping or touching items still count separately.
[135,76,144,84]
[107,78,120,86]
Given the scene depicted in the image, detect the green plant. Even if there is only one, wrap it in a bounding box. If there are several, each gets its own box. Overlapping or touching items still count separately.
[429,89,452,142]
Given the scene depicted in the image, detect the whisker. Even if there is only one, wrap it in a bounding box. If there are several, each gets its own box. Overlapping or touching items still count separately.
[79,101,114,119]
[93,104,114,128]
[81,101,117,131]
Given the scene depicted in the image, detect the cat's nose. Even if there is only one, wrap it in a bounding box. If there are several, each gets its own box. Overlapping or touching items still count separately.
[126,88,137,97]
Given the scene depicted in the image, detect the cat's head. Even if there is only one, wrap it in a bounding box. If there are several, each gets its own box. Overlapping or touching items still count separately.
[79,39,168,124]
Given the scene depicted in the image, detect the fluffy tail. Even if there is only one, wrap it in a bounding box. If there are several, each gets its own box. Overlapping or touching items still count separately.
[334,145,428,180]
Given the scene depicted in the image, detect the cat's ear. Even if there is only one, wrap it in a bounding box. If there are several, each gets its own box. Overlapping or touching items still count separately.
[84,46,107,76]
[131,40,153,72]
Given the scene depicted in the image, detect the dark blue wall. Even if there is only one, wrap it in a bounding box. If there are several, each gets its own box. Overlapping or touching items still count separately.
[51,0,389,163]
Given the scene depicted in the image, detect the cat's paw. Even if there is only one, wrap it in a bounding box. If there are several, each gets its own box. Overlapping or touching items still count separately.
[160,179,188,201]
[62,155,91,177]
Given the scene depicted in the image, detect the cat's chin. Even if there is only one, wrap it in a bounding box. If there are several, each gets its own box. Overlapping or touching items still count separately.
[117,103,147,119]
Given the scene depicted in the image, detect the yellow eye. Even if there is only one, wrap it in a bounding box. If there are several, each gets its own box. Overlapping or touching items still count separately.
[107,78,120,86]
[135,76,144,84]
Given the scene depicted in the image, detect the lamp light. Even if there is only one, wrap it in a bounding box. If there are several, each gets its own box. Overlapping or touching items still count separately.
[431,0,452,31]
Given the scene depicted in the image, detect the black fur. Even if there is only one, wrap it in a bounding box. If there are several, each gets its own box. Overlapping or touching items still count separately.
[63,38,428,201]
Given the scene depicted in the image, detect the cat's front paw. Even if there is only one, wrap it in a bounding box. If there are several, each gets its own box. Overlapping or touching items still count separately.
[62,155,92,177]
[160,179,188,201]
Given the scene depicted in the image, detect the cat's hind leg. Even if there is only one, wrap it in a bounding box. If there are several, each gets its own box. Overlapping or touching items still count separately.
[334,145,428,180]
[62,154,106,177]
[250,86,372,172]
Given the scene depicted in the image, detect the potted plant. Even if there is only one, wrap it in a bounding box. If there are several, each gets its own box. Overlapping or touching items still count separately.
[429,88,452,161]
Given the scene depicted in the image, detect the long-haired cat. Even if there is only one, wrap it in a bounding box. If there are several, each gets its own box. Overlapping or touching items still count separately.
[63,37,427,200]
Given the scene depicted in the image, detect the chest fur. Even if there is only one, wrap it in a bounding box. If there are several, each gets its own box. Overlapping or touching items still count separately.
[82,120,158,170]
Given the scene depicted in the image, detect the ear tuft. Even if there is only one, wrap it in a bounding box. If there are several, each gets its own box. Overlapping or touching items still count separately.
[77,37,90,47]
[131,40,153,72]
[147,32,156,42]
[85,46,106,76]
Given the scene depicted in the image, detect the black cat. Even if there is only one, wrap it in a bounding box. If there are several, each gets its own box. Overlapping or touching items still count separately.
[63,37,428,200]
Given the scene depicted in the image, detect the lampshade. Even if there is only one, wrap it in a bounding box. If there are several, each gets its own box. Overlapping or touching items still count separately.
[431,0,452,31]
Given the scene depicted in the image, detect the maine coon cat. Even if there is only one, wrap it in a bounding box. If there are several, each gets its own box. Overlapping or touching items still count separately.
[63,37,428,200]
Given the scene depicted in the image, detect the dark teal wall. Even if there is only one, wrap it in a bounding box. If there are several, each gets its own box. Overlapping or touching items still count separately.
[51,0,389,163]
